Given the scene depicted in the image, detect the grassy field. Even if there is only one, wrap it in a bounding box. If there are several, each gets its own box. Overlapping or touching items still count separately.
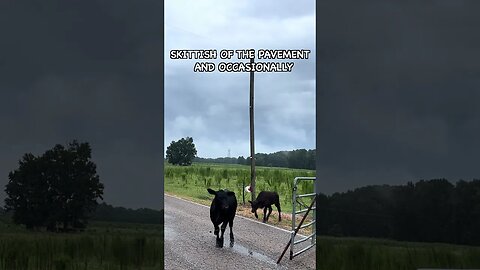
[164,162,316,214]
[316,236,480,270]
[165,162,316,232]
[0,220,163,270]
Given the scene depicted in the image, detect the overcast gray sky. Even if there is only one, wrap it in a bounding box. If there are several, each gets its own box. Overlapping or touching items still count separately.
[0,0,163,210]
[165,0,316,158]
[316,0,480,194]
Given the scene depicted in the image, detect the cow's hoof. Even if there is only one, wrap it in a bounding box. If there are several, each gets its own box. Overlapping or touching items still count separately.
[216,239,223,248]
[262,220,266,223]
[230,240,234,248]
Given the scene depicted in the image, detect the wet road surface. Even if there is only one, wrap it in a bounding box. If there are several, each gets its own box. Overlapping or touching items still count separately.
[165,194,316,270]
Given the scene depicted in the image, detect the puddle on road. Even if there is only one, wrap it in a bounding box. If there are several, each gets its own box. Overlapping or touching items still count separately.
[168,224,286,269]
[164,213,177,241]
[164,226,177,241]
[225,240,286,269]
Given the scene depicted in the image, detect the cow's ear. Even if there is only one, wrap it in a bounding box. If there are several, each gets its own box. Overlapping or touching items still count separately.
[227,191,235,196]
[207,188,216,195]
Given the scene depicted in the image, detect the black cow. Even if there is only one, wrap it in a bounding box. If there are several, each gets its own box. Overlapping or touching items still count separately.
[207,188,237,248]
[249,191,282,223]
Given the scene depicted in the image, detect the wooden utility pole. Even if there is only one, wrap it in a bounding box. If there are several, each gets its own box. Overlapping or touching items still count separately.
[249,57,256,201]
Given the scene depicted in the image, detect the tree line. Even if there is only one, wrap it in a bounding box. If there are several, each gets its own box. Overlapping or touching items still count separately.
[91,203,163,224]
[167,137,315,170]
[1,202,164,225]
[195,149,316,170]
[317,179,480,246]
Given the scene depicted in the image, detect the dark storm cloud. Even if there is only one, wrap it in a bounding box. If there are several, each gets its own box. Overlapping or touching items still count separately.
[0,0,163,209]
[316,0,480,194]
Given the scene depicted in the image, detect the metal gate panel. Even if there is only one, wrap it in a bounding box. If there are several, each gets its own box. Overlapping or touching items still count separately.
[290,177,316,259]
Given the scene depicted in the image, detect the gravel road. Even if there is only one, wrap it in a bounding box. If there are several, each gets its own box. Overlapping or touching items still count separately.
[165,194,316,270]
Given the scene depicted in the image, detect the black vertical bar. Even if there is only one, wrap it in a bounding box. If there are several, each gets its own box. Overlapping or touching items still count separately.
[249,56,256,202]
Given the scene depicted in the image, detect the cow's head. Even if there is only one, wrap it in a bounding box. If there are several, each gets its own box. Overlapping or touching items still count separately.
[248,200,259,213]
[207,188,235,210]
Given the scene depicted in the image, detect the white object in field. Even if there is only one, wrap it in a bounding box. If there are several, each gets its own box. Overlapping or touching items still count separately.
[245,185,251,193]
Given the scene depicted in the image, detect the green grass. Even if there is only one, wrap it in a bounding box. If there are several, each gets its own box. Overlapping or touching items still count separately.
[316,236,480,270]
[164,162,315,214]
[0,221,163,270]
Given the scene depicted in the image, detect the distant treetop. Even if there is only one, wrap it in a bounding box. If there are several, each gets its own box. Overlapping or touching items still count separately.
[166,137,197,166]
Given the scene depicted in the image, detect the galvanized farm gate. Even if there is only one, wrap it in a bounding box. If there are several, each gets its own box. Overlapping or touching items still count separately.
[277,176,317,263]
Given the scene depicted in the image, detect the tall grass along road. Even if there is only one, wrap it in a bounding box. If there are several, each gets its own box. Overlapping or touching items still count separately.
[0,221,164,270]
[164,194,315,270]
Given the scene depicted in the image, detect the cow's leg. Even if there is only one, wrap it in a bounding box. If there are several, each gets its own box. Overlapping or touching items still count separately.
[217,220,228,248]
[275,202,282,221]
[266,206,273,222]
[229,218,234,247]
[214,223,221,247]
[254,210,258,219]
[263,207,268,223]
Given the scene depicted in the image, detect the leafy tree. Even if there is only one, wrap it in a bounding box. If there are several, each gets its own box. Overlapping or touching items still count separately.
[237,156,246,165]
[166,137,197,166]
[4,140,104,231]
[4,153,47,229]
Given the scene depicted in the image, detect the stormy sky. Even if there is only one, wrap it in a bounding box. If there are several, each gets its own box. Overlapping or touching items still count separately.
[165,0,316,158]
[316,0,480,194]
[0,1,164,209]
